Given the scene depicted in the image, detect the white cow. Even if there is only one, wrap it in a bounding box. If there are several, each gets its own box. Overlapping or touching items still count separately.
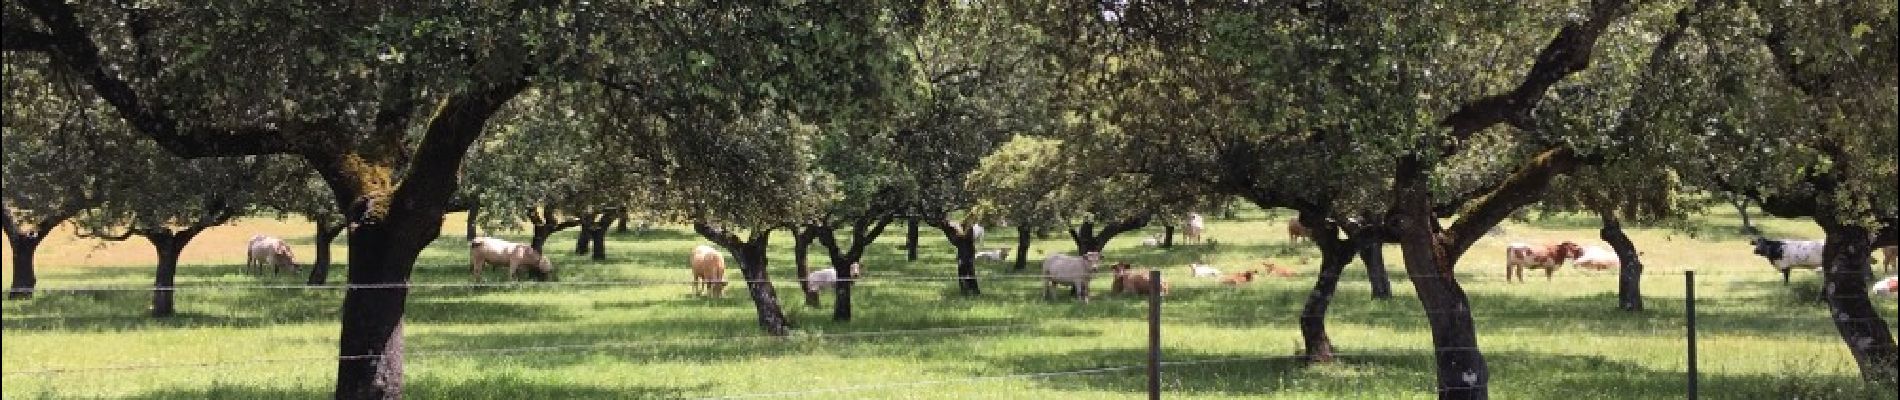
[246,235,298,275]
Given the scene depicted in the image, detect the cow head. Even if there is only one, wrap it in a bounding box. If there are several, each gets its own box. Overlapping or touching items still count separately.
[525,253,556,282]
[1751,238,1785,261]
[1083,252,1104,271]
[1556,241,1584,262]
[1110,262,1135,277]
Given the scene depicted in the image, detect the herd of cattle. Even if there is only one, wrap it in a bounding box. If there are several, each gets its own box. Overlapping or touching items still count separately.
[235,215,1900,300]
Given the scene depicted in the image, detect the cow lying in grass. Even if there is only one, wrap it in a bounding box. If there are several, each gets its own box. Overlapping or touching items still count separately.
[469,237,554,282]
[1109,262,1167,296]
[690,245,728,297]
[1219,270,1258,286]
[246,235,298,275]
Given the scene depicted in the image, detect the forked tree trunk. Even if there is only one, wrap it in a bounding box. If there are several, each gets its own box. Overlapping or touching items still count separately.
[142,228,201,318]
[1014,225,1032,272]
[308,221,347,286]
[1298,214,1357,361]
[1815,217,1899,386]
[1599,212,1645,311]
[1394,169,1487,399]
[1732,197,1759,236]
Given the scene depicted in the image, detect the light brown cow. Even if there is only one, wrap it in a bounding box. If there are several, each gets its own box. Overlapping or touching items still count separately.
[1287,220,1310,243]
[1505,241,1584,283]
[690,245,728,297]
[1880,245,1897,273]
[246,235,298,275]
[1219,270,1259,286]
[1258,262,1296,278]
[469,237,554,282]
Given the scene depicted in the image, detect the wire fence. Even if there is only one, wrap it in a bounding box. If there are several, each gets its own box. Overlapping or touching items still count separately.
[4,268,1891,398]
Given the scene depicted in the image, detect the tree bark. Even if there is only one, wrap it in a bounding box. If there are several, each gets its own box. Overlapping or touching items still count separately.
[1816,216,1900,386]
[587,212,609,261]
[1298,213,1357,362]
[574,213,594,255]
[1068,216,1151,253]
[308,221,346,286]
[1162,224,1175,248]
[1393,160,1488,399]
[142,228,200,318]
[928,219,981,295]
[1014,225,1032,272]
[1352,228,1394,300]
[1731,197,1759,236]
[465,204,479,241]
[1599,212,1645,311]
[7,236,45,300]
[906,216,919,261]
[614,209,631,233]
[695,223,792,335]
[793,227,822,308]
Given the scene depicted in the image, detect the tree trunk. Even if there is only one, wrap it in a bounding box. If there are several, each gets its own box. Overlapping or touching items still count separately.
[906,216,919,261]
[734,240,792,335]
[614,209,631,233]
[530,225,556,253]
[574,214,594,255]
[1599,212,1645,311]
[1014,225,1032,272]
[794,228,822,308]
[1162,225,1175,248]
[589,225,606,261]
[1353,228,1394,300]
[334,221,430,400]
[6,236,44,300]
[1394,165,1488,399]
[308,222,346,286]
[1815,217,1899,386]
[1298,215,1356,362]
[953,235,979,295]
[1070,222,1102,253]
[465,205,479,241]
[143,229,197,318]
[1732,197,1759,236]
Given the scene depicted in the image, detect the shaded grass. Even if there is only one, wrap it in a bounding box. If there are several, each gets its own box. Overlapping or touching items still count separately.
[4,206,1896,399]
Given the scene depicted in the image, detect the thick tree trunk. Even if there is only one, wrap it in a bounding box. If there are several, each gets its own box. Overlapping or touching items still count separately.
[1815,217,1899,386]
[1162,225,1175,248]
[1014,225,1032,272]
[1599,213,1645,311]
[1298,215,1356,362]
[7,236,44,300]
[1394,166,1487,399]
[906,216,919,261]
[734,241,792,335]
[953,236,979,295]
[465,205,479,241]
[1353,229,1394,300]
[793,229,822,308]
[308,222,346,286]
[334,221,430,400]
[614,209,631,233]
[143,230,197,318]
[530,225,556,253]
[832,258,856,321]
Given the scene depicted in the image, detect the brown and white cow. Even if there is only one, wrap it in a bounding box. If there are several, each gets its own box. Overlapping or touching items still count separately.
[246,235,298,275]
[469,237,554,282]
[1504,241,1584,283]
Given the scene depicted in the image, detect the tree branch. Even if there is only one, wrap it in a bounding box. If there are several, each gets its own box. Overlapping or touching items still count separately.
[1439,0,1634,141]
[20,0,314,158]
[1442,147,1591,262]
[2,26,53,52]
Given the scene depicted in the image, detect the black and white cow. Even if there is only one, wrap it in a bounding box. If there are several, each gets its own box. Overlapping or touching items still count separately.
[1750,238,1824,285]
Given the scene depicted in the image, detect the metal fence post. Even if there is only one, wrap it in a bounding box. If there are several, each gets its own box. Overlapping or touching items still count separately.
[1148,269,1162,400]
[1686,269,1698,400]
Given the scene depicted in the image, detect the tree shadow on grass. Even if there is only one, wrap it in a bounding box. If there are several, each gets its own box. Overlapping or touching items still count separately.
[2,288,574,332]
[115,375,715,400]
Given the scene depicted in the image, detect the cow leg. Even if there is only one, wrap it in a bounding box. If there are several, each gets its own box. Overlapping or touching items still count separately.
[471,260,485,283]
[1545,268,1554,281]
[1782,269,1790,285]
[1044,280,1055,301]
[1079,282,1090,304]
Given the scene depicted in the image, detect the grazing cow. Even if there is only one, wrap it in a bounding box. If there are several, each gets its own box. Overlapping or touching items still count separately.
[469,237,554,282]
[1750,238,1823,285]
[689,245,728,297]
[245,235,298,275]
[1880,245,1897,273]
[1287,219,1310,243]
[1042,252,1103,303]
[1504,241,1584,283]
[1219,270,1259,285]
[1873,276,1898,298]
[974,248,1011,262]
[806,262,863,294]
[1183,213,1206,245]
[1187,263,1221,278]
[1573,246,1620,271]
[1109,262,1168,296]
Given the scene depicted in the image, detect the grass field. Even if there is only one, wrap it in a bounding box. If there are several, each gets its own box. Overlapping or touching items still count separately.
[4,207,1896,399]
